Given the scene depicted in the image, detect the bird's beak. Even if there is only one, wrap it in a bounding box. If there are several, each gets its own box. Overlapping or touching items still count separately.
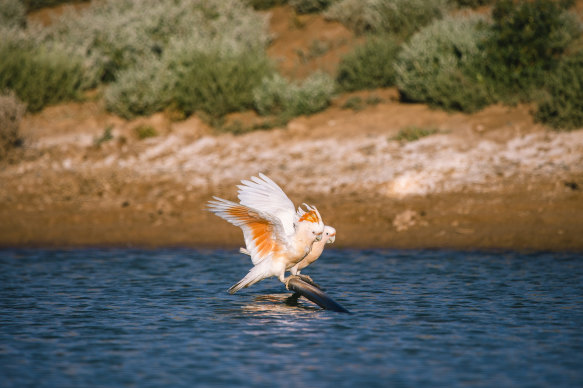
[315,232,322,242]
[327,234,336,244]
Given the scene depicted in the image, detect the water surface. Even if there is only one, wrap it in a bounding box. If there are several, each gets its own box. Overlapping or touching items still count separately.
[1,248,582,387]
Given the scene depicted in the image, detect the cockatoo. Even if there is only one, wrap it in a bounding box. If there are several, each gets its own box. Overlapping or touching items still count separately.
[207,173,325,294]
[290,225,336,277]
[240,225,336,284]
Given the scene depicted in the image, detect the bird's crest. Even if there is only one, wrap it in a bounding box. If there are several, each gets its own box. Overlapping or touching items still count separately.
[298,204,322,224]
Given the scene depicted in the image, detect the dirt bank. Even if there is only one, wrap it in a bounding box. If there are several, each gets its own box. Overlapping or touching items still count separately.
[1,91,582,251]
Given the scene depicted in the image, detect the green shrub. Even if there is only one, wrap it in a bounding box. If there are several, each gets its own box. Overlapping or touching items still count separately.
[0,40,84,112]
[44,0,270,87]
[94,126,113,146]
[104,57,172,119]
[289,0,335,14]
[22,0,89,11]
[452,0,493,8]
[171,49,273,118]
[134,125,158,139]
[336,35,400,91]
[535,50,583,130]
[392,126,438,142]
[325,0,449,37]
[395,15,493,112]
[341,95,383,110]
[244,0,287,9]
[482,0,581,100]
[0,91,25,158]
[0,0,26,28]
[253,72,335,119]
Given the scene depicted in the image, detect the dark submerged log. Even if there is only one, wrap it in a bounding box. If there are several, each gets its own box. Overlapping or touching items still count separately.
[285,277,350,313]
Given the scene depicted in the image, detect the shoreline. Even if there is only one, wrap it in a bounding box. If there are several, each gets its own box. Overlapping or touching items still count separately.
[2,185,581,253]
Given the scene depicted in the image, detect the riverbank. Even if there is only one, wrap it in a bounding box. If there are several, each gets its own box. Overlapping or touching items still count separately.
[1,95,581,251]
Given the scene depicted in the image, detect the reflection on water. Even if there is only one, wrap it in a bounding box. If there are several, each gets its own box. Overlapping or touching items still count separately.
[1,248,582,387]
[241,293,322,317]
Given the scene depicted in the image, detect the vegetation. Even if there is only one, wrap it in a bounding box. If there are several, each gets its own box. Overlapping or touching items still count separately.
[245,0,287,10]
[22,0,89,11]
[325,0,449,38]
[289,0,336,14]
[172,49,273,118]
[41,0,270,87]
[0,91,25,158]
[395,15,493,113]
[0,0,26,27]
[253,72,335,120]
[481,0,581,101]
[0,37,84,112]
[104,56,171,119]
[1,0,582,132]
[452,0,494,8]
[341,95,383,111]
[94,126,114,146]
[134,125,158,140]
[336,35,400,91]
[535,50,583,130]
[392,126,439,142]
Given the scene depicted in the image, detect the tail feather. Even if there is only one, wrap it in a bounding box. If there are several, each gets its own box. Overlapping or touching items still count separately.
[228,260,272,294]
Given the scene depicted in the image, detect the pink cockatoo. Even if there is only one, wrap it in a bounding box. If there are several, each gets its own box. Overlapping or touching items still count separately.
[240,224,335,286]
[289,225,336,276]
[207,173,325,294]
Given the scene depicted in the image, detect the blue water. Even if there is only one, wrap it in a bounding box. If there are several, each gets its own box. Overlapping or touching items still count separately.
[1,248,582,387]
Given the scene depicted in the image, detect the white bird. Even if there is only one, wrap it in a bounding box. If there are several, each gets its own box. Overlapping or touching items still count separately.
[207,173,325,294]
[240,225,336,282]
[290,225,336,277]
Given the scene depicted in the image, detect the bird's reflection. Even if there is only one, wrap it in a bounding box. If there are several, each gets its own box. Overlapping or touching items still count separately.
[241,293,320,316]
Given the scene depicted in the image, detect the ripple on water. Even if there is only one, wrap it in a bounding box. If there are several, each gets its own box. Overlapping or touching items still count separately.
[0,248,582,387]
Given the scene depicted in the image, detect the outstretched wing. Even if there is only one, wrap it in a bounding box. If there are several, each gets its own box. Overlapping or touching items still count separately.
[207,197,288,265]
[237,173,297,237]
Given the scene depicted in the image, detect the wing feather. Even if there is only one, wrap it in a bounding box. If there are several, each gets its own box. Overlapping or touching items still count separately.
[207,197,287,265]
[237,173,297,236]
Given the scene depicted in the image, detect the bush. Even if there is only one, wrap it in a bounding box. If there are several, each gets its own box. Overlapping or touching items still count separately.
[0,0,26,28]
[336,35,400,91]
[40,0,273,118]
[289,0,336,14]
[245,0,287,10]
[44,0,270,87]
[171,49,273,118]
[392,126,438,142]
[535,50,583,130]
[104,57,172,119]
[22,0,89,11]
[134,125,158,139]
[0,91,26,158]
[0,39,84,112]
[325,0,449,37]
[253,72,335,119]
[395,15,493,112]
[482,0,581,100]
[452,0,493,8]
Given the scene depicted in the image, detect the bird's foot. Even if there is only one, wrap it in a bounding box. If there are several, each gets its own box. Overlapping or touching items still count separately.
[284,275,302,291]
[298,274,323,290]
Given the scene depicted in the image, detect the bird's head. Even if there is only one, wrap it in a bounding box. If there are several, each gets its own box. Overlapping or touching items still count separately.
[296,204,324,242]
[323,226,336,244]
